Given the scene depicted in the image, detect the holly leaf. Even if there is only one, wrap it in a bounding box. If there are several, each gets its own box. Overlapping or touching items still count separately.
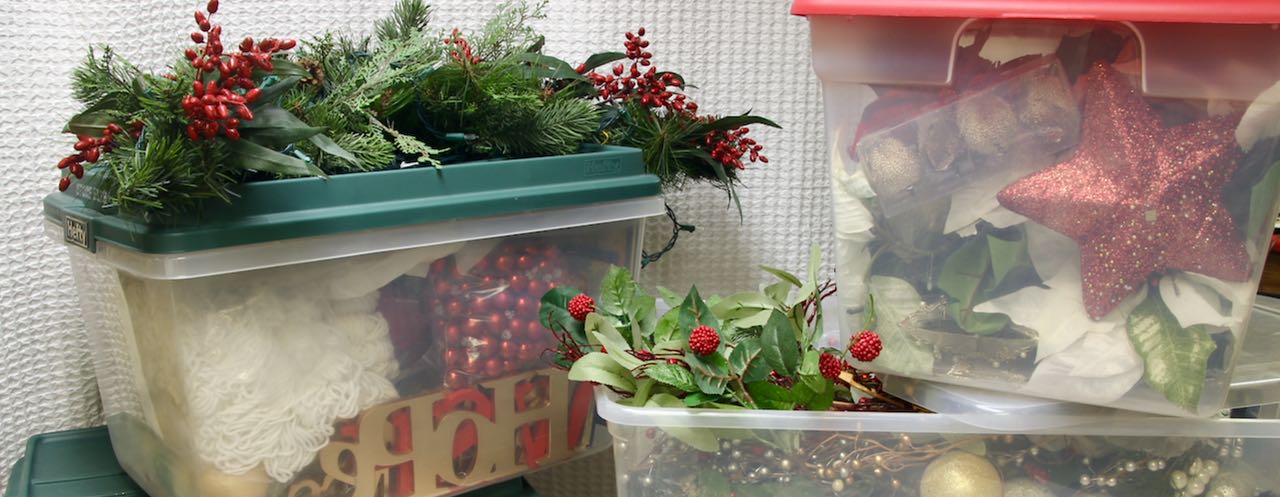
[309,133,358,164]
[589,316,643,371]
[685,351,730,395]
[65,109,117,137]
[238,105,328,149]
[1127,292,1217,412]
[745,381,795,410]
[228,139,324,177]
[759,310,800,376]
[729,338,771,382]
[657,286,684,308]
[251,76,300,107]
[677,286,721,341]
[682,392,725,407]
[645,363,699,393]
[795,374,835,411]
[567,352,635,392]
[653,307,681,344]
[760,265,803,287]
[645,394,719,452]
[540,286,586,344]
[507,52,587,81]
[692,111,782,133]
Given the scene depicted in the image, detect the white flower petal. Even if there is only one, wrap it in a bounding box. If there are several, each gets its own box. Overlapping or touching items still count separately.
[1021,326,1144,404]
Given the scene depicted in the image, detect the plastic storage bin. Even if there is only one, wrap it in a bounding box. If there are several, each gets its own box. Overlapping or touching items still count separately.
[598,391,1280,497]
[794,0,1280,416]
[43,145,662,497]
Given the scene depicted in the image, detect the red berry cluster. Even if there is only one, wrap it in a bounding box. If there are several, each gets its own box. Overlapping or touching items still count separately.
[818,351,846,381]
[180,0,295,141]
[444,28,481,65]
[849,330,883,362]
[582,28,696,114]
[704,125,767,170]
[567,294,595,321]
[418,239,582,389]
[687,325,720,356]
[55,122,140,191]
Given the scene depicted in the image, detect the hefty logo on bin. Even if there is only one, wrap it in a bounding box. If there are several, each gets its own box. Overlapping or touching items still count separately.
[63,215,94,252]
[583,158,622,177]
[288,369,596,497]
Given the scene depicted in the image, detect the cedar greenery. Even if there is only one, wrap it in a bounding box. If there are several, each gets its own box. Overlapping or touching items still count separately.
[57,0,775,220]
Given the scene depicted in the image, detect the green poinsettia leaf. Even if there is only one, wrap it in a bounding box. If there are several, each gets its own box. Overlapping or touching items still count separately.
[865,276,935,375]
[645,363,699,393]
[1127,293,1217,412]
[745,381,795,410]
[937,228,1034,335]
[987,231,1033,284]
[228,139,325,177]
[729,338,771,383]
[697,470,732,497]
[760,310,800,377]
[645,394,719,452]
[798,349,820,376]
[580,51,627,73]
[947,301,1010,336]
[568,352,635,393]
[1247,161,1280,245]
[685,351,730,395]
[540,286,586,344]
[938,235,991,307]
[797,374,836,411]
[682,392,725,407]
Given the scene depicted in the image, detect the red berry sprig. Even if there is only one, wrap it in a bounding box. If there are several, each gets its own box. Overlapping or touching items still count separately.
[818,352,846,380]
[567,293,595,321]
[687,325,720,356]
[55,122,136,191]
[703,125,767,170]
[583,28,695,113]
[849,330,883,362]
[443,28,481,65]
[180,0,295,141]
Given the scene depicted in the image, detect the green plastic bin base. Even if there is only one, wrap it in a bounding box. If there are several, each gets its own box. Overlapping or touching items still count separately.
[5,427,538,497]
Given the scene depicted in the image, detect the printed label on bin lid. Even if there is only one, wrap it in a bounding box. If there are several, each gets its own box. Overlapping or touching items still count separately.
[790,0,1280,24]
[62,215,95,253]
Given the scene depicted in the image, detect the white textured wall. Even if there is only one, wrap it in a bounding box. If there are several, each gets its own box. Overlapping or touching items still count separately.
[0,0,827,488]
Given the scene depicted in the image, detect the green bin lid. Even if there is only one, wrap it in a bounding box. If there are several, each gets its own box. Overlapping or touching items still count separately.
[5,427,144,497]
[42,145,660,255]
[5,427,539,497]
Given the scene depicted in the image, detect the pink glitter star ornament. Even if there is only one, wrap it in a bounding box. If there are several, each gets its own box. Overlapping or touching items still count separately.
[997,62,1250,319]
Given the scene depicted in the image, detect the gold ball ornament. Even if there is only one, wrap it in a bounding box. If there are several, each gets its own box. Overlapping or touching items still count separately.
[1004,478,1054,497]
[921,451,1004,497]
[1206,471,1262,497]
[957,93,1018,156]
[198,466,271,497]
[1014,70,1079,144]
[858,135,924,197]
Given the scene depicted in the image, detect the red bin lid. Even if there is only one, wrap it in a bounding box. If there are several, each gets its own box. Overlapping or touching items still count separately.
[790,0,1280,24]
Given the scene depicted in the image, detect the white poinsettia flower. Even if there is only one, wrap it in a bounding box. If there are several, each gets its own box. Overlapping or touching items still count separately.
[1020,325,1144,404]
[943,165,1030,235]
[974,223,1139,362]
[1237,79,1280,152]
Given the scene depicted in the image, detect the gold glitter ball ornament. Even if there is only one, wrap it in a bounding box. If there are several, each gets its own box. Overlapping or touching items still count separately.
[1206,471,1262,497]
[957,93,1019,156]
[859,135,925,197]
[920,451,1004,497]
[1004,478,1054,497]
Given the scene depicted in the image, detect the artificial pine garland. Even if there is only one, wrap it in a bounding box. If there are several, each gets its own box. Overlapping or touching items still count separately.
[55,0,777,223]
